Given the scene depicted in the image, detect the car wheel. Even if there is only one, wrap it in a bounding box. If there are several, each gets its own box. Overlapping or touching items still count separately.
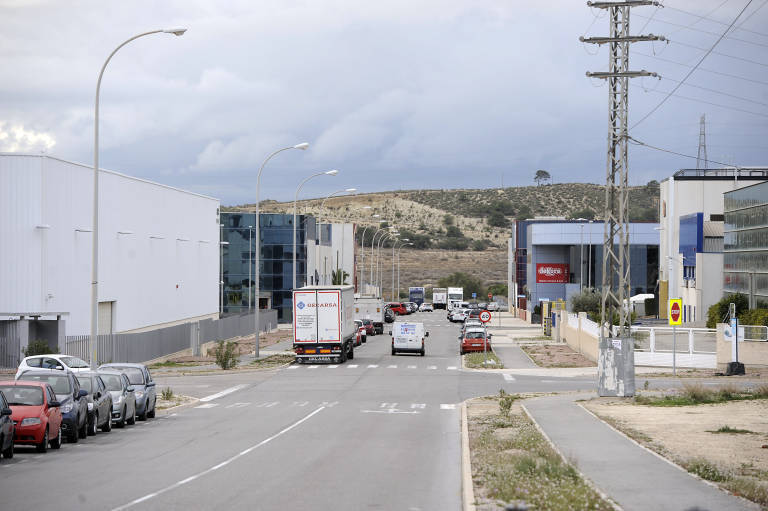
[138,403,148,421]
[36,428,49,453]
[420,350,425,357]
[147,398,156,419]
[391,348,396,356]
[2,435,13,459]
[101,412,112,432]
[116,406,126,428]
[127,407,136,425]
[78,415,88,439]
[88,413,98,436]
[50,426,62,450]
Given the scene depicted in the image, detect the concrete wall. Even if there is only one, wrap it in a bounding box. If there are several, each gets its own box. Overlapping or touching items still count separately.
[0,154,219,335]
[559,311,599,362]
[716,323,768,370]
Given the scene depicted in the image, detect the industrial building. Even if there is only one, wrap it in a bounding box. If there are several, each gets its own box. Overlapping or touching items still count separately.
[0,154,220,340]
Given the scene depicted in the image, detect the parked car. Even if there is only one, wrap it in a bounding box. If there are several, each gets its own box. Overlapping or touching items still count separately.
[0,390,15,459]
[98,371,136,428]
[0,381,62,453]
[418,302,434,312]
[16,370,87,442]
[76,372,113,435]
[354,320,367,344]
[384,308,395,323]
[386,303,408,315]
[15,354,90,379]
[98,363,156,421]
[486,302,500,311]
[459,327,492,355]
[361,319,375,336]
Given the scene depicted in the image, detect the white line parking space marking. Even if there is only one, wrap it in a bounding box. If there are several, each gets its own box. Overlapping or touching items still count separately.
[440,404,456,410]
[367,364,379,368]
[347,364,359,368]
[225,403,250,409]
[194,403,219,409]
[199,384,249,402]
[411,403,426,409]
[447,366,458,370]
[503,374,516,381]
[111,407,325,511]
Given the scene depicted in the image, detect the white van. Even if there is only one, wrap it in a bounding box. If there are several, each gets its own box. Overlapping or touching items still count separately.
[390,322,429,356]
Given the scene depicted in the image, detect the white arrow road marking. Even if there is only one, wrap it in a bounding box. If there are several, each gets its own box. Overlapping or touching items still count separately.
[199,384,249,402]
[111,407,326,511]
[194,403,219,409]
[440,404,456,410]
[503,374,516,381]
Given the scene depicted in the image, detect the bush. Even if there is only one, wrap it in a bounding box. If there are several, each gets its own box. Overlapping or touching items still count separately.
[487,211,509,227]
[570,288,601,318]
[706,293,748,328]
[161,387,174,400]
[739,309,768,327]
[214,341,239,370]
[23,339,58,357]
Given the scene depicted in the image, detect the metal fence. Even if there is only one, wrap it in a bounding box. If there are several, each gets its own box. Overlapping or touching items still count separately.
[631,326,717,369]
[742,325,768,342]
[63,310,277,365]
[0,322,23,369]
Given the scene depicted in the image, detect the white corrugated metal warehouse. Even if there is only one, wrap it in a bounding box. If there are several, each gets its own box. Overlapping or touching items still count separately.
[0,153,219,336]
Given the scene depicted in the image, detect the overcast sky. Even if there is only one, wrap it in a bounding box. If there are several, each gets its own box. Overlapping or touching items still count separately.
[1,0,766,205]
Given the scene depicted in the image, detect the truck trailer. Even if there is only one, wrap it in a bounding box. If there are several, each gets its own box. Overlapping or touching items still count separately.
[293,285,356,364]
[408,287,425,305]
[432,288,448,309]
[354,296,385,335]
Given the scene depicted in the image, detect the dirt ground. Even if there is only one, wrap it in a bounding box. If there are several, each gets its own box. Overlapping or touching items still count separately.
[167,329,292,363]
[584,398,768,476]
[521,344,596,368]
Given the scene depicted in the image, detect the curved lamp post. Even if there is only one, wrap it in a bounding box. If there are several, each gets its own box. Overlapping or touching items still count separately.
[377,231,395,299]
[253,142,309,358]
[392,239,409,301]
[316,188,356,285]
[358,215,380,294]
[397,242,414,303]
[91,27,187,368]
[292,170,338,291]
[370,228,390,298]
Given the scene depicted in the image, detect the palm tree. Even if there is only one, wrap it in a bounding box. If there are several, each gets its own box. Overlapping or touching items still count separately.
[331,269,349,285]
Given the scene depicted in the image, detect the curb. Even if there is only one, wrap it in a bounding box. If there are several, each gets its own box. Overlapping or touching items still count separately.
[520,399,622,511]
[461,401,476,511]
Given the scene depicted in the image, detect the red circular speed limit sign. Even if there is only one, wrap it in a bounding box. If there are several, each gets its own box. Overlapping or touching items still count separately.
[479,310,492,323]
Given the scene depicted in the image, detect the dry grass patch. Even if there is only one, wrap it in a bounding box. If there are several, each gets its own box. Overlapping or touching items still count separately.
[521,344,596,368]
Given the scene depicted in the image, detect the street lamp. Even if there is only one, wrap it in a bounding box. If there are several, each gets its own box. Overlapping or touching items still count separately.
[292,170,338,291]
[367,222,387,295]
[357,212,378,294]
[253,142,309,358]
[397,242,414,302]
[90,27,187,368]
[377,232,394,299]
[392,239,409,301]
[317,188,357,285]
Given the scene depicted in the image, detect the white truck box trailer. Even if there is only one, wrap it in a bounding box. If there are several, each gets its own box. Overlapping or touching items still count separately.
[293,285,356,363]
[432,288,448,309]
[354,296,385,334]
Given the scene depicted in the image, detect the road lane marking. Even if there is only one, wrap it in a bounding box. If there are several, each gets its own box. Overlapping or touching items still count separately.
[362,409,420,415]
[292,401,309,407]
[447,366,458,370]
[327,365,339,369]
[427,365,437,370]
[347,364,359,368]
[111,407,326,511]
[503,374,516,381]
[407,365,417,369]
[440,404,456,409]
[411,403,426,409]
[540,380,558,383]
[320,401,339,407]
[367,364,379,368]
[264,402,279,408]
[194,403,219,409]
[381,403,397,408]
[225,403,251,409]
[287,366,299,370]
[387,365,398,369]
[307,365,319,369]
[199,384,249,402]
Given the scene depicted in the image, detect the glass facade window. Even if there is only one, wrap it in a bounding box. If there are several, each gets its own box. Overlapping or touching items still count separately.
[723,181,768,306]
[220,212,316,323]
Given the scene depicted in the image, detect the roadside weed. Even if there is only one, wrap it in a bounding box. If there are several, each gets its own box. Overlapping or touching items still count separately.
[752,384,768,398]
[685,458,730,482]
[214,341,239,370]
[160,387,174,401]
[708,425,755,434]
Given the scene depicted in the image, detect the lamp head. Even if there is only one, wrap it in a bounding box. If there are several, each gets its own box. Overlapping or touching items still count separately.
[325,169,339,175]
[163,28,187,36]
[293,142,310,150]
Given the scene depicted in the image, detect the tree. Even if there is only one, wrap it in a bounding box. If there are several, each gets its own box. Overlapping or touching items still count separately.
[487,211,509,227]
[437,272,485,298]
[443,214,454,226]
[446,225,464,238]
[706,293,748,328]
[516,205,532,220]
[570,288,601,322]
[534,169,551,186]
[570,209,595,220]
[331,269,349,285]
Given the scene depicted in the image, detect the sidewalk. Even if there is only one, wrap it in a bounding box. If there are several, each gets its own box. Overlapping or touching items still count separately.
[523,394,759,511]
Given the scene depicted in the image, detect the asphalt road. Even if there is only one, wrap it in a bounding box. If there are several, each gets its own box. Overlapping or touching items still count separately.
[0,312,604,511]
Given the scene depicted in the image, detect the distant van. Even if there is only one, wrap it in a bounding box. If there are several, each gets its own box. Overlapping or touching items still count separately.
[389,322,429,356]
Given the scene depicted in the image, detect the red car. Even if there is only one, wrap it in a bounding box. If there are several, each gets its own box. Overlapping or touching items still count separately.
[0,381,63,453]
[459,328,492,355]
[386,302,408,315]
[361,319,375,336]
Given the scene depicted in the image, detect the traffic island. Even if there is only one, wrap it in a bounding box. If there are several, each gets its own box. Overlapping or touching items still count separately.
[463,352,504,369]
[520,344,596,368]
[466,394,614,510]
[582,385,768,508]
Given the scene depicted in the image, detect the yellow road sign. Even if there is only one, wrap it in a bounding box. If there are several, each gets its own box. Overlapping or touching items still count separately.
[668,299,682,326]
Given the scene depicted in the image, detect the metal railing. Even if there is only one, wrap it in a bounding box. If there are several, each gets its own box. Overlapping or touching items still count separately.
[742,325,768,342]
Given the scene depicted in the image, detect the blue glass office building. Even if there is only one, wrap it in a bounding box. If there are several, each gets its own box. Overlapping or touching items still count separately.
[220,212,316,322]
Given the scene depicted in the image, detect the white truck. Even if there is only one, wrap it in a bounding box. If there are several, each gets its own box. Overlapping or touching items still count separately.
[390,321,429,356]
[354,296,385,335]
[432,288,448,309]
[293,285,356,364]
[447,287,464,311]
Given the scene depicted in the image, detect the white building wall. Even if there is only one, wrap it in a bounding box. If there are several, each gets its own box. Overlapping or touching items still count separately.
[0,154,219,335]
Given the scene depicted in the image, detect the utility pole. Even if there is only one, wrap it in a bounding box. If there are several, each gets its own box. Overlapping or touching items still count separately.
[580,0,664,340]
[696,114,708,170]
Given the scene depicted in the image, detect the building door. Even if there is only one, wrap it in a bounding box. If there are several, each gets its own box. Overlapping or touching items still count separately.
[98,301,114,335]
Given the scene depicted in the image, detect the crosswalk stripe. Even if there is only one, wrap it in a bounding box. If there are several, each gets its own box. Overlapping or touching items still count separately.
[440,404,456,410]
[327,365,339,369]
[387,365,397,369]
[347,364,359,368]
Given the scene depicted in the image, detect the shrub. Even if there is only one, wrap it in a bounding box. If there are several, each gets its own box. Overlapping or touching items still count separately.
[487,211,509,227]
[706,293,748,328]
[214,341,239,370]
[681,382,714,403]
[570,288,601,318]
[752,384,768,398]
[498,389,518,417]
[685,458,730,482]
[23,339,58,357]
[161,387,174,400]
[739,309,768,327]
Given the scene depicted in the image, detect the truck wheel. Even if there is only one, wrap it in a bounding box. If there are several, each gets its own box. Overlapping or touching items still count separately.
[391,348,396,356]
[348,345,354,360]
[339,348,347,363]
[420,350,425,357]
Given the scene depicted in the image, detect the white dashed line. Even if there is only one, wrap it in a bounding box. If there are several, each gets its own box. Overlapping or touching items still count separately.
[407,365,417,369]
[327,365,339,369]
[447,366,458,370]
[199,384,249,402]
[440,404,456,410]
[410,403,426,409]
[195,403,219,409]
[347,364,359,368]
[307,365,319,369]
[387,365,398,369]
[225,403,251,409]
[427,365,437,370]
[287,365,299,370]
[367,364,379,368]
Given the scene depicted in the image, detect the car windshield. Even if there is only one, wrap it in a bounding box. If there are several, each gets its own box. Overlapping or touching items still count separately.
[101,374,123,391]
[466,331,486,339]
[18,374,72,394]
[111,367,144,385]
[363,320,371,325]
[61,356,90,368]
[0,385,44,406]
[77,377,92,392]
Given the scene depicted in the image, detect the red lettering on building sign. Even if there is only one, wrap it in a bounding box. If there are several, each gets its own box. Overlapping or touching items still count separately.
[536,264,569,284]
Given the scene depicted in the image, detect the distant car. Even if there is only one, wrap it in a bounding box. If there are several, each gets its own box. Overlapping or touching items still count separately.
[76,372,113,435]
[15,354,91,379]
[386,303,408,315]
[99,363,156,421]
[0,390,15,459]
[384,308,395,323]
[460,328,492,355]
[16,370,88,443]
[418,303,433,312]
[467,309,485,320]
[486,302,500,311]
[462,319,484,333]
[361,319,375,336]
[354,320,367,345]
[98,371,136,428]
[449,308,469,323]
[404,302,418,313]
[0,381,62,453]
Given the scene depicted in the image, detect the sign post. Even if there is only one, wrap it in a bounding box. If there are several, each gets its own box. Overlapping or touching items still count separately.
[668,298,682,376]
[479,310,492,367]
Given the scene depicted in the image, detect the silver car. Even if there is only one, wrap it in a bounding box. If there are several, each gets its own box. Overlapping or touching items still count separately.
[99,363,157,421]
[98,371,136,428]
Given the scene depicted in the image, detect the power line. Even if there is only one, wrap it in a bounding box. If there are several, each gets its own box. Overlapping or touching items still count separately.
[671,40,768,68]
[630,0,756,130]
[663,2,768,38]
[631,83,768,118]
[627,135,739,167]
[634,50,768,87]
[659,76,768,108]
[634,12,768,47]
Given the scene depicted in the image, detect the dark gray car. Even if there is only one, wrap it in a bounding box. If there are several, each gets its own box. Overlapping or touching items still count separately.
[98,371,135,428]
[76,372,112,435]
[0,391,14,460]
[98,363,156,421]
